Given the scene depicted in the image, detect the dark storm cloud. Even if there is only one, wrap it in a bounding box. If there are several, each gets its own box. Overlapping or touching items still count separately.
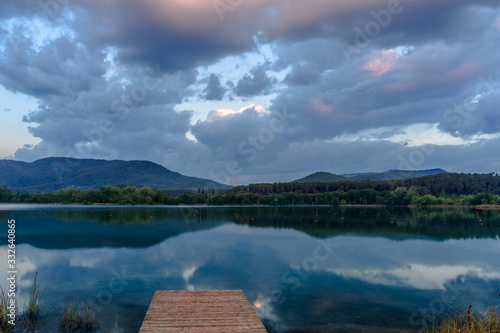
[0,0,38,19]
[1,0,500,183]
[2,0,261,71]
[257,0,500,150]
[203,74,226,101]
[235,66,277,98]
[192,106,269,158]
[0,0,239,174]
[66,0,259,72]
[438,87,500,137]
[8,33,199,164]
[259,0,500,47]
[0,33,105,98]
[268,33,500,142]
[284,63,321,87]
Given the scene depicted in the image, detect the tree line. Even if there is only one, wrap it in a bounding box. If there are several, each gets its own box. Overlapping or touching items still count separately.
[0,173,498,206]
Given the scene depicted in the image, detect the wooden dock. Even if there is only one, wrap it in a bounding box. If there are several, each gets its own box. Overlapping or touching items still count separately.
[139,290,268,332]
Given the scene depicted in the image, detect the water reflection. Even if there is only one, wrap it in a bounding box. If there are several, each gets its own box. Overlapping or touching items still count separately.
[0,205,499,332]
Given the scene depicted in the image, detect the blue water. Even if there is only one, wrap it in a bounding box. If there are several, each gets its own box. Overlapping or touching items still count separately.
[0,205,499,332]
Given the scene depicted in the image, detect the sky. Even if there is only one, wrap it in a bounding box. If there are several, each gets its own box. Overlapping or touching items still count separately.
[0,0,499,185]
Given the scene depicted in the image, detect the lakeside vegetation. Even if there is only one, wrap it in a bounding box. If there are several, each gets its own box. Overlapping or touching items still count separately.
[424,305,500,333]
[0,273,99,332]
[0,173,499,207]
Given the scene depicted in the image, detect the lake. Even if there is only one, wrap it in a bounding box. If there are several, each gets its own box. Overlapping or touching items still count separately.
[1,205,499,332]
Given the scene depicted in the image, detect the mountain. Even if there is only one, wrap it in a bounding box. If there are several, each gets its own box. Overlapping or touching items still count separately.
[293,169,447,183]
[293,172,347,183]
[343,169,448,181]
[0,157,231,192]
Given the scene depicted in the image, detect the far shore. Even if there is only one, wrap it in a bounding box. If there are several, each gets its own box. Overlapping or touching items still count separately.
[475,204,500,210]
[2,202,500,209]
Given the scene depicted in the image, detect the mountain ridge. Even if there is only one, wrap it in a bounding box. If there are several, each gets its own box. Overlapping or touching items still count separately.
[0,157,231,192]
[293,168,447,183]
[344,168,448,181]
[293,172,347,183]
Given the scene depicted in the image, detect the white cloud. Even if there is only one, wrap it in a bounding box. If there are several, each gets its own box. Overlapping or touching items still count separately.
[328,263,500,290]
[387,123,472,147]
[328,123,500,148]
[207,104,266,121]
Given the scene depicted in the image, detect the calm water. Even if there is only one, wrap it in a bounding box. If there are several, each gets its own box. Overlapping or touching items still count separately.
[1,205,499,332]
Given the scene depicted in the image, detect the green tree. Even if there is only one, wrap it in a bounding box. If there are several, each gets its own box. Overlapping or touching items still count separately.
[0,186,13,202]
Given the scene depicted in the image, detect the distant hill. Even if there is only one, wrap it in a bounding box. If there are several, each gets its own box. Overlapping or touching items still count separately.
[293,172,347,183]
[0,157,231,192]
[293,169,447,183]
[343,169,448,181]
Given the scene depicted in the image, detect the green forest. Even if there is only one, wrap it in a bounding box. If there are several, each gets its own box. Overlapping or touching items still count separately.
[0,172,499,206]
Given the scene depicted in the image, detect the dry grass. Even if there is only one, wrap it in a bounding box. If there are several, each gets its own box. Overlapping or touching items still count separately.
[60,299,99,331]
[0,287,14,333]
[0,272,42,332]
[424,305,500,333]
[1,273,99,332]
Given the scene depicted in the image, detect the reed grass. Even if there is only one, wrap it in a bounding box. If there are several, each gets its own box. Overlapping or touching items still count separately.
[1,273,100,332]
[424,304,500,333]
[60,298,99,331]
[17,271,44,332]
[0,272,46,332]
[25,271,41,320]
[0,286,14,333]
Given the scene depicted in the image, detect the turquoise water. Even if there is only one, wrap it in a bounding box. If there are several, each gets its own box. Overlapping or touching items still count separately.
[0,205,499,332]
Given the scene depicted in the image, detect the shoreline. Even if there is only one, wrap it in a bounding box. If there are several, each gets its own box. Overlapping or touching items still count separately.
[1,202,500,209]
[475,204,500,210]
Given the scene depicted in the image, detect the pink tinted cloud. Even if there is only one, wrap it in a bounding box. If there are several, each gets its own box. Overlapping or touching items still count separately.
[444,62,480,81]
[83,0,401,38]
[206,104,266,121]
[311,98,334,115]
[363,49,402,76]
[379,42,484,93]
[382,60,480,93]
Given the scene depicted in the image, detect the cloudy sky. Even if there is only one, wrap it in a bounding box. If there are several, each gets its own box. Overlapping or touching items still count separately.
[1,0,499,185]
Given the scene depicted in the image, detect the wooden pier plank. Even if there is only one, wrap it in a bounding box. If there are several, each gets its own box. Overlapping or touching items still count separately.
[139,290,268,332]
